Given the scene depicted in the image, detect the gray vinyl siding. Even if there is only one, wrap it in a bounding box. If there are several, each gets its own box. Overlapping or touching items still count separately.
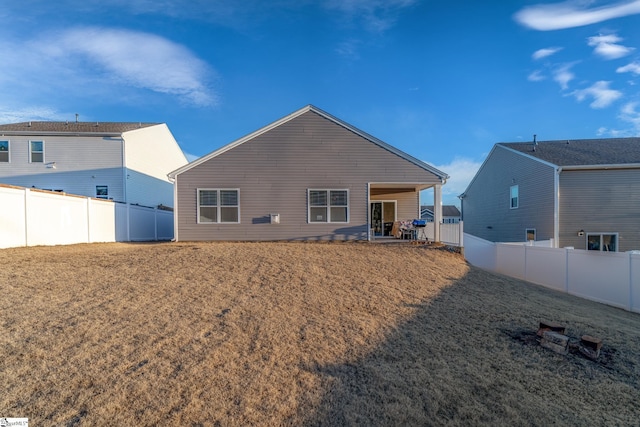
[559,168,640,251]
[176,110,440,241]
[463,146,555,242]
[0,135,125,202]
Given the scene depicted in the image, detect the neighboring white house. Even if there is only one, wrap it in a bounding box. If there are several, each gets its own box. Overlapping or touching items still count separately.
[0,121,187,208]
[421,205,461,224]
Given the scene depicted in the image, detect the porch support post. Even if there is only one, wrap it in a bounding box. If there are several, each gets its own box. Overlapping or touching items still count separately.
[433,184,442,243]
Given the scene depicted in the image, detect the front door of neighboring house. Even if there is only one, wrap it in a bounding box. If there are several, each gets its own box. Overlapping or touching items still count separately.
[370,201,396,237]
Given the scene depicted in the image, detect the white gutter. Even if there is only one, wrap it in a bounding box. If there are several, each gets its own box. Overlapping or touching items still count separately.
[561,163,640,170]
[121,136,127,204]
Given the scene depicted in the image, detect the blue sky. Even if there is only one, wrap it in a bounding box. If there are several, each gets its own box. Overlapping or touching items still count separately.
[2,1,640,206]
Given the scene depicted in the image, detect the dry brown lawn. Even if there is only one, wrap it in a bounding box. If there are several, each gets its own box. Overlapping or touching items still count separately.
[1,241,639,426]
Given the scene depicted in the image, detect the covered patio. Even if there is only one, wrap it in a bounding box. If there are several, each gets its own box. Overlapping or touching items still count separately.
[368,182,444,242]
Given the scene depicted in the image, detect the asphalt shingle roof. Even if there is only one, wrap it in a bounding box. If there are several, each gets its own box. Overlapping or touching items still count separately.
[0,121,159,134]
[499,137,640,166]
[421,205,461,216]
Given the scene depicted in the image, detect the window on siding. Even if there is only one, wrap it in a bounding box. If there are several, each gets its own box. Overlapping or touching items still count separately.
[198,189,239,223]
[510,185,519,209]
[0,141,8,162]
[587,233,617,252]
[30,140,44,163]
[526,228,536,241]
[308,189,349,223]
[96,185,109,199]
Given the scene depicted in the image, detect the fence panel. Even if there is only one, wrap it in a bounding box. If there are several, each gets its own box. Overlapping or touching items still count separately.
[463,234,496,271]
[567,250,630,310]
[0,186,27,248]
[27,191,89,246]
[89,198,117,243]
[157,210,174,241]
[464,232,639,312]
[496,244,526,280]
[440,223,461,245]
[129,205,157,241]
[524,246,567,292]
[1,185,173,248]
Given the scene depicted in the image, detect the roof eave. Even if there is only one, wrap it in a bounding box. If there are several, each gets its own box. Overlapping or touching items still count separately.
[561,163,640,170]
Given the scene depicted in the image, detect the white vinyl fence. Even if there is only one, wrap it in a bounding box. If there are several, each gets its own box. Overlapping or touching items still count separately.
[0,185,173,249]
[464,233,640,313]
[423,221,464,246]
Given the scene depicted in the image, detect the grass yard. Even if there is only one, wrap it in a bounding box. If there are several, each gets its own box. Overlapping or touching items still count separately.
[1,241,639,426]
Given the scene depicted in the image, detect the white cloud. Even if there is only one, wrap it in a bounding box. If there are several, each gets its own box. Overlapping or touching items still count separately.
[0,106,66,124]
[617,61,640,75]
[322,0,418,32]
[588,34,634,59]
[514,0,640,31]
[532,47,563,60]
[335,39,362,59]
[619,101,640,133]
[429,157,483,200]
[0,27,217,107]
[569,81,622,108]
[528,70,546,82]
[553,63,577,90]
[48,27,217,106]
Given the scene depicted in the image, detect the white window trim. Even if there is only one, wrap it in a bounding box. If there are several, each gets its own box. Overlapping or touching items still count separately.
[586,232,618,252]
[308,189,350,224]
[96,185,109,199]
[197,188,240,224]
[526,228,536,241]
[29,140,45,163]
[510,184,519,209]
[0,140,9,163]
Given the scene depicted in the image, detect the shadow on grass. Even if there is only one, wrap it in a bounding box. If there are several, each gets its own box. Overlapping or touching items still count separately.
[299,266,640,426]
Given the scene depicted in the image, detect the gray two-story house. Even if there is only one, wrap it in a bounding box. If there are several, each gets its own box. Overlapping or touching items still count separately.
[460,137,640,252]
[0,121,187,208]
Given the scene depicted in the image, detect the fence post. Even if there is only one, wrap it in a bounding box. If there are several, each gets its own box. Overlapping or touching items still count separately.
[86,197,92,244]
[23,188,30,247]
[154,207,158,241]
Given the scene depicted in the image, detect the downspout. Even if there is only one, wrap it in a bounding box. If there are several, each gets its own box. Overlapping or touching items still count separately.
[171,174,179,242]
[121,136,127,204]
[554,166,561,248]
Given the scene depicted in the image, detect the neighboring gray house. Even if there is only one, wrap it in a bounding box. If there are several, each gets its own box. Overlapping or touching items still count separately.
[168,105,449,242]
[421,205,461,223]
[460,137,640,252]
[0,121,187,208]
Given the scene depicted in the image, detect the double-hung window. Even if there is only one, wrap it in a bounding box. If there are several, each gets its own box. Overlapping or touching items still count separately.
[198,189,239,223]
[308,189,349,223]
[0,141,8,162]
[510,185,519,209]
[30,140,44,163]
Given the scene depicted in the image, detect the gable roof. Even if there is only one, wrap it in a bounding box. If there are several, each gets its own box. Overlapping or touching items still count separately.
[0,121,159,135]
[169,105,448,180]
[421,205,461,217]
[499,137,640,167]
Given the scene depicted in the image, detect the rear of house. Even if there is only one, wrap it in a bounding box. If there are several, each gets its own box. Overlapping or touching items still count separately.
[169,105,448,242]
[461,137,640,252]
[460,144,556,243]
